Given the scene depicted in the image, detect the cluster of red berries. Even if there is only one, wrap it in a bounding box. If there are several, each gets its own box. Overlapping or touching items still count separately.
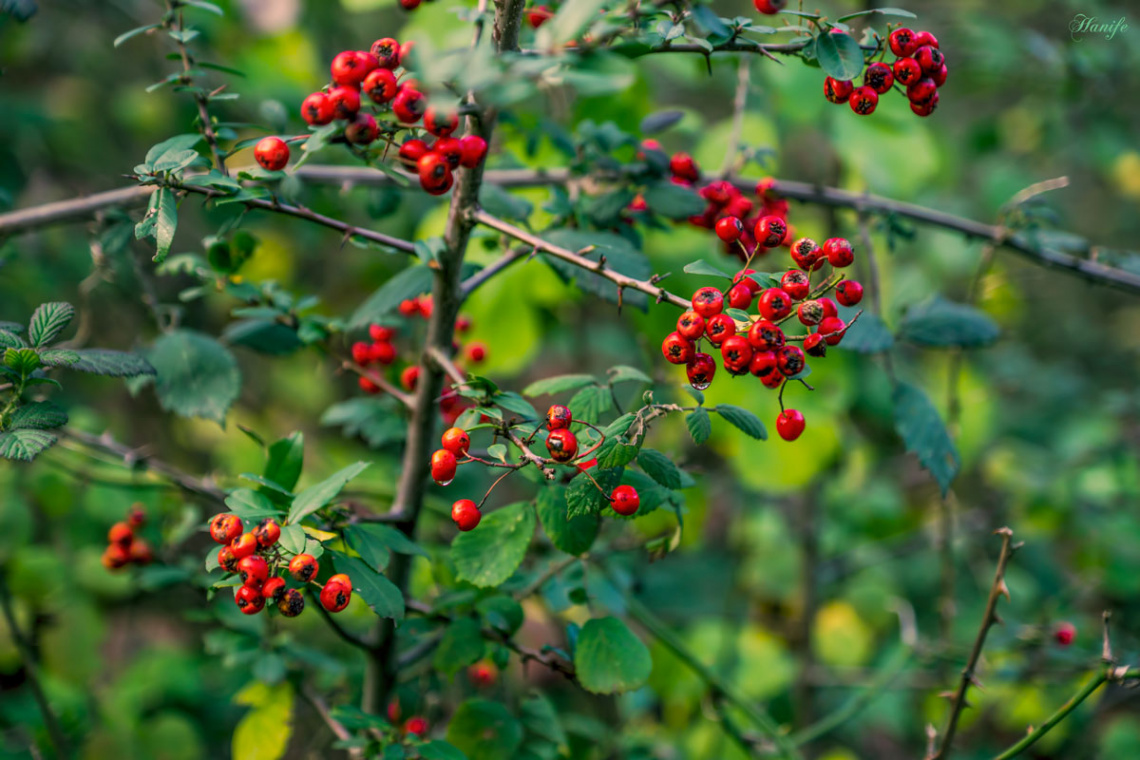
[823,27,946,117]
[102,504,154,570]
[251,38,488,195]
[208,514,352,617]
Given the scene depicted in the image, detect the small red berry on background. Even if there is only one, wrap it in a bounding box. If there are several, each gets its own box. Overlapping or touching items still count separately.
[455,316,472,333]
[686,352,716,390]
[758,287,793,321]
[526,5,553,28]
[126,505,146,529]
[432,137,463,170]
[797,300,824,327]
[369,341,396,365]
[345,113,379,145]
[676,311,706,341]
[237,555,269,588]
[892,57,922,87]
[217,546,238,573]
[754,215,788,248]
[370,37,401,68]
[452,499,482,531]
[468,661,498,687]
[776,409,806,441]
[864,62,895,94]
[669,153,700,183]
[704,314,736,346]
[209,514,243,545]
[398,139,429,168]
[889,28,917,57]
[780,270,810,301]
[790,238,824,271]
[102,543,130,570]
[301,92,334,126]
[424,106,459,137]
[691,287,724,318]
[235,585,265,615]
[400,365,420,391]
[393,86,427,124]
[128,539,154,565]
[546,404,573,430]
[818,315,847,346]
[715,216,744,243]
[254,137,289,171]
[404,717,429,738]
[431,449,458,485]
[108,521,133,546]
[849,86,879,115]
[458,135,488,168]
[747,319,785,351]
[288,553,320,583]
[466,342,487,363]
[351,341,372,365]
[803,332,827,357]
[1054,622,1076,646]
[278,588,305,617]
[252,518,281,549]
[369,325,394,342]
[823,237,855,268]
[776,345,806,377]
[546,428,579,463]
[231,533,259,560]
[358,376,382,395]
[610,485,641,516]
[328,85,361,120]
[331,50,368,87]
[320,580,352,613]
[721,335,753,374]
[363,68,398,104]
[753,0,785,14]
[907,78,938,105]
[661,332,694,364]
[262,576,287,603]
[726,282,754,310]
[441,427,471,457]
[823,77,854,104]
[836,280,863,306]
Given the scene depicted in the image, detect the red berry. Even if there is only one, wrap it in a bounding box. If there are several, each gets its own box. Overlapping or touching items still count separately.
[669,152,700,183]
[424,106,459,137]
[790,238,824,271]
[797,300,824,327]
[726,283,754,310]
[369,325,394,342]
[254,137,289,171]
[526,6,553,28]
[441,427,470,457]
[102,543,130,570]
[932,63,948,88]
[776,345,806,377]
[418,153,454,196]
[351,341,372,365]
[108,522,133,546]
[126,538,151,565]
[359,376,382,395]
[466,342,487,363]
[237,555,269,588]
[850,86,879,115]
[468,662,498,687]
[320,580,352,613]
[230,533,258,560]
[748,349,778,380]
[748,319,786,351]
[715,216,744,243]
[327,86,361,120]
[913,30,939,49]
[345,113,379,145]
[753,0,785,14]
[705,313,737,346]
[864,62,895,94]
[546,405,573,430]
[1054,622,1076,647]
[432,137,463,170]
[823,237,855,268]
[398,139,430,168]
[301,92,334,126]
[431,449,458,485]
[331,50,369,87]
[252,518,281,548]
[209,514,243,545]
[907,78,938,105]
[836,280,863,306]
[893,57,923,87]
[818,297,839,319]
[610,485,640,516]
[720,335,753,374]
[803,332,827,357]
[263,576,287,603]
[363,68,398,104]
[126,505,146,529]
[824,77,854,104]
[661,332,694,364]
[776,409,805,441]
[758,288,793,321]
[393,86,427,124]
[735,269,762,294]
[288,553,319,583]
[404,717,429,738]
[781,270,810,301]
[369,341,396,365]
[754,215,788,248]
[691,287,724,318]
[915,45,945,75]
[451,499,482,531]
[217,546,238,573]
[910,92,939,117]
[818,316,847,345]
[686,353,716,390]
[676,311,706,341]
[370,38,402,68]
[235,585,265,615]
[546,429,579,463]
[458,135,488,168]
[400,365,420,391]
[277,588,305,617]
[888,28,917,57]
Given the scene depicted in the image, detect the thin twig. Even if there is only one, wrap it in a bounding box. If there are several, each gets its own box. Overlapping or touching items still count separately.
[990,670,1108,760]
[719,57,751,178]
[341,360,415,409]
[300,684,363,760]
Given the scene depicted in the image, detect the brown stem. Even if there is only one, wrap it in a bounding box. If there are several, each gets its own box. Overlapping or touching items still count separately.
[340,360,415,409]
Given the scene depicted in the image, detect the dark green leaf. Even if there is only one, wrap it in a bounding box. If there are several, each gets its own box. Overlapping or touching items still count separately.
[522,374,597,397]
[28,302,74,347]
[690,5,731,38]
[333,555,404,619]
[892,381,960,496]
[574,617,652,694]
[643,182,705,219]
[286,462,369,524]
[225,489,283,520]
[418,741,467,760]
[0,430,56,461]
[565,468,623,519]
[836,7,917,21]
[433,617,485,677]
[714,404,768,440]
[350,265,432,327]
[321,397,407,449]
[265,432,304,492]
[837,313,895,353]
[639,110,684,135]
[813,30,865,81]
[446,699,523,760]
[494,391,539,421]
[480,184,533,222]
[9,401,67,431]
[608,365,651,385]
[898,297,1000,348]
[146,330,240,424]
[452,502,535,588]
[686,407,711,444]
[536,486,599,556]
[683,260,732,279]
[637,448,683,489]
[568,384,612,424]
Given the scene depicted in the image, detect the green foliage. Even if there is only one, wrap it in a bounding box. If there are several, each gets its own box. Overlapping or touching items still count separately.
[536,485,599,556]
[232,682,294,760]
[452,502,536,587]
[898,296,1001,348]
[574,617,653,694]
[446,699,523,760]
[286,461,369,524]
[142,330,240,424]
[892,381,960,496]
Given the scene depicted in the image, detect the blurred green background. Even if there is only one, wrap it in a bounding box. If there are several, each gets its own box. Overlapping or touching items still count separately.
[2,0,1140,758]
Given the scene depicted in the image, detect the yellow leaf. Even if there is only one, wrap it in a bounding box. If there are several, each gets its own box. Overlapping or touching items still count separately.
[302,526,338,543]
[233,682,294,760]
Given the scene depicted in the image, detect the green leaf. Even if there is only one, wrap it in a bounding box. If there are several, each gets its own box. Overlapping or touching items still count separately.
[813,30,865,81]
[265,432,304,492]
[286,462,369,524]
[153,187,178,263]
[637,449,682,489]
[565,468,623,519]
[332,555,404,619]
[520,691,568,749]
[113,23,160,48]
[536,485,599,556]
[321,397,407,449]
[898,297,1000,348]
[608,365,651,385]
[542,230,650,311]
[9,402,67,431]
[837,313,895,353]
[0,430,56,461]
[892,381,960,497]
[146,330,240,424]
[522,374,597,397]
[574,617,652,694]
[682,260,732,279]
[714,404,768,440]
[836,7,917,21]
[4,347,40,374]
[27,302,74,347]
[452,502,535,588]
[0,330,26,349]
[143,134,202,171]
[686,407,711,445]
[447,699,523,760]
[37,349,78,367]
[183,0,224,15]
[595,433,640,469]
[546,0,609,44]
[568,384,612,424]
[494,391,539,421]
[345,526,390,572]
[433,617,486,677]
[232,682,294,760]
[639,110,684,135]
[479,184,533,222]
[225,489,283,520]
[350,265,432,327]
[223,320,304,356]
[643,182,706,219]
[418,742,466,760]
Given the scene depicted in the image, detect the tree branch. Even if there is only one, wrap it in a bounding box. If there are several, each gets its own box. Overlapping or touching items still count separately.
[990,670,1108,760]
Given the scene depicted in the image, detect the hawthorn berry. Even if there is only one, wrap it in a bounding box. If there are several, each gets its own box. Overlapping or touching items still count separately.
[320,580,352,613]
[235,585,265,615]
[252,518,281,549]
[288,553,320,583]
[278,588,305,617]
[803,332,827,357]
[661,332,694,364]
[526,6,553,28]
[747,319,785,351]
[610,485,641,516]
[546,404,573,430]
[888,27,917,57]
[1055,622,1076,647]
[824,77,854,104]
[705,313,737,346]
[398,139,429,168]
[758,288,793,321]
[437,428,470,458]
[328,86,361,120]
[359,376,382,395]
[791,238,824,271]
[797,300,824,327]
[432,137,463,170]
[370,37,401,68]
[404,717,429,738]
[209,514,243,544]
[392,87,427,124]
[910,92,939,117]
[864,62,895,94]
[128,540,154,565]
[818,315,847,345]
[755,215,788,248]
[301,92,334,126]
[753,0,785,14]
[424,106,459,137]
[721,335,754,374]
[686,353,716,390]
[237,555,269,588]
[823,237,854,268]
[418,152,451,188]
[370,324,394,341]
[715,216,744,244]
[669,153,700,183]
[892,57,922,87]
[458,135,488,168]
[351,341,372,365]
[781,270,810,301]
[108,522,133,546]
[818,297,839,319]
[431,449,458,485]
[836,280,863,306]
[451,499,482,531]
[676,311,706,341]
[776,345,806,377]
[735,269,763,294]
[913,30,939,49]
[363,68,398,103]
[126,505,146,529]
[849,86,879,115]
[230,533,259,560]
[915,45,945,75]
[466,343,487,363]
[546,428,579,463]
[776,409,806,441]
[931,63,948,88]
[254,137,290,171]
[263,576,287,603]
[726,282,754,310]
[345,114,379,145]
[369,341,396,365]
[217,546,238,573]
[331,50,369,87]
[691,287,724,318]
[749,350,778,380]
[400,365,420,391]
[907,78,937,105]
[102,543,130,570]
[469,662,498,687]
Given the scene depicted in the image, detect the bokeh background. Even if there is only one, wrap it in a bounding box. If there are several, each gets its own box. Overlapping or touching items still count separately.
[2,0,1140,758]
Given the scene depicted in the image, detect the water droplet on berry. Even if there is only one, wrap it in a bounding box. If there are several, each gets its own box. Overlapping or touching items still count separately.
[691,380,711,391]
[436,477,453,487]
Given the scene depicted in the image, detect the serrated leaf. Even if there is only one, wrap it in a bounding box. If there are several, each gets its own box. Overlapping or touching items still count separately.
[565,468,623,519]
[28,302,74,347]
[574,617,652,694]
[813,30,865,81]
[37,349,78,367]
[536,485,599,556]
[837,313,895,353]
[683,260,732,278]
[9,401,67,431]
[4,348,40,374]
[0,429,56,461]
[350,265,433,327]
[433,617,485,677]
[643,182,705,219]
[146,330,240,424]
[286,462,369,524]
[637,448,683,489]
[836,7,917,21]
[892,381,960,497]
[595,434,640,469]
[686,407,711,445]
[321,397,407,449]
[608,365,651,385]
[522,374,597,397]
[568,384,612,424]
[447,699,523,760]
[715,404,768,440]
[494,391,539,421]
[690,5,731,38]
[332,554,404,619]
[0,331,26,349]
[452,502,535,588]
[153,187,178,263]
[898,297,1000,348]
